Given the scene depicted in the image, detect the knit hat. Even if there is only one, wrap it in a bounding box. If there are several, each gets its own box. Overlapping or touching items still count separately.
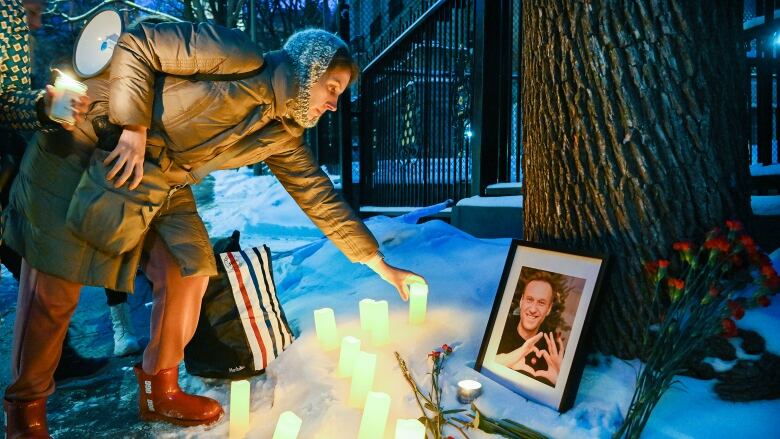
[283,29,348,128]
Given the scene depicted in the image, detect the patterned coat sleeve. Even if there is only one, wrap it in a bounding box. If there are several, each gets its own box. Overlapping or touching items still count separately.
[0,0,44,130]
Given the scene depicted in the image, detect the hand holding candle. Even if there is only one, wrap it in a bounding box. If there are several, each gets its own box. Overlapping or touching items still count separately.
[47,70,88,127]
[364,255,426,301]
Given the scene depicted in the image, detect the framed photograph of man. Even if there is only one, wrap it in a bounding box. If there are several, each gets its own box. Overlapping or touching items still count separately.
[475,240,607,412]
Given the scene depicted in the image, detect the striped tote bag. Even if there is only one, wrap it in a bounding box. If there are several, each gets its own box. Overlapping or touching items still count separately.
[184,244,295,379]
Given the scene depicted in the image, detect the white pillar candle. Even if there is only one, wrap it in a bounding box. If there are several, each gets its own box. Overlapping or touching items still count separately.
[313,307,339,351]
[348,351,377,408]
[229,380,250,439]
[337,336,361,377]
[272,411,303,439]
[371,300,390,346]
[359,298,376,331]
[357,392,391,439]
[395,418,426,439]
[408,283,428,325]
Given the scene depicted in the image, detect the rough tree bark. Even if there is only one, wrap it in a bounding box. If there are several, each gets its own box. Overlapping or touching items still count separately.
[522,0,750,357]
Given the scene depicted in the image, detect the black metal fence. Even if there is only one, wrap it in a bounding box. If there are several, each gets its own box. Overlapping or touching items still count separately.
[745,0,779,168]
[745,0,779,194]
[358,0,476,206]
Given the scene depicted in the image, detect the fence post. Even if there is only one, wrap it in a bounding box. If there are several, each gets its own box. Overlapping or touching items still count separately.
[339,0,355,206]
[757,0,776,165]
[470,0,508,196]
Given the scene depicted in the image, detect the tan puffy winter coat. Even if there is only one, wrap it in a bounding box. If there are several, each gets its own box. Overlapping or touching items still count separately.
[3,22,378,292]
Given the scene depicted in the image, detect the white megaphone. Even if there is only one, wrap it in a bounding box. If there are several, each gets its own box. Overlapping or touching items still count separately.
[73,9,123,78]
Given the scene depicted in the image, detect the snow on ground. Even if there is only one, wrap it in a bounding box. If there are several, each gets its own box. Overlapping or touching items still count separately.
[1,169,779,438]
[749,163,780,176]
[195,168,324,252]
[752,195,780,216]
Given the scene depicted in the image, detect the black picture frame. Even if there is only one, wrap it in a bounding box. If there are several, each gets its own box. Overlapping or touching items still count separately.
[475,240,608,412]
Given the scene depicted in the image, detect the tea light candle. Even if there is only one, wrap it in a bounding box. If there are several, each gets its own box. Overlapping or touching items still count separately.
[349,351,377,408]
[394,418,426,439]
[456,379,483,404]
[408,283,428,325]
[371,300,390,346]
[337,336,361,377]
[313,307,339,351]
[359,298,375,331]
[272,411,302,439]
[229,380,250,438]
[357,392,391,439]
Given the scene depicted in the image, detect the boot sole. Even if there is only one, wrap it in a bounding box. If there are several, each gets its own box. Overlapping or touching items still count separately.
[140,408,224,427]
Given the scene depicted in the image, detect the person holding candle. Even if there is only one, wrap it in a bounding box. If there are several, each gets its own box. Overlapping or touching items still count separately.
[2,21,427,437]
[495,269,567,387]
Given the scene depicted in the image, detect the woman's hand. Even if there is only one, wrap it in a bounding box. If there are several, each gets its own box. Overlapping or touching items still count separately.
[365,255,427,301]
[104,125,147,190]
[44,85,90,131]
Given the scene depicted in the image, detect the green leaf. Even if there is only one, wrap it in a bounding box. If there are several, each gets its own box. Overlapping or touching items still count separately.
[442,409,467,415]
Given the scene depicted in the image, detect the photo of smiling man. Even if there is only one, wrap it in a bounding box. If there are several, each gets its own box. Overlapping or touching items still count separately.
[495,267,584,387]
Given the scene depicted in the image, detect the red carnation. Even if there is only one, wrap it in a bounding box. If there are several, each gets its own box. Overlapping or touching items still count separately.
[721,318,738,338]
[708,286,720,297]
[673,242,692,252]
[704,237,730,253]
[667,278,684,301]
[766,275,780,292]
[757,295,771,307]
[738,235,756,251]
[645,260,659,275]
[731,304,745,320]
[442,344,453,354]
[725,220,743,232]
[760,264,778,279]
[667,278,685,290]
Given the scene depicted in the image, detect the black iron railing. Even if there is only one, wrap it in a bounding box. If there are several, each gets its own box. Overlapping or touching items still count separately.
[744,0,779,194]
[359,0,475,207]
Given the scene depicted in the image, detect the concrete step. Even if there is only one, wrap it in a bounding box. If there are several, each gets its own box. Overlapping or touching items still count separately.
[451,195,522,239]
[486,182,522,196]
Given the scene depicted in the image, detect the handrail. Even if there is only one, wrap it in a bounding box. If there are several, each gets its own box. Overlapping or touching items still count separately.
[363,0,449,74]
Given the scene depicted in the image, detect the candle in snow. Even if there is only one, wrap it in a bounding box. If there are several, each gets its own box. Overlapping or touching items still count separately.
[394,418,426,439]
[313,307,339,351]
[359,298,375,331]
[337,336,361,377]
[357,392,391,439]
[348,350,377,408]
[456,379,483,404]
[371,300,390,346]
[229,380,250,439]
[271,411,302,439]
[408,283,428,325]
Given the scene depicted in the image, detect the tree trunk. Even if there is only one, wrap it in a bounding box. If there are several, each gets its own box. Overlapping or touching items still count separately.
[522,0,749,358]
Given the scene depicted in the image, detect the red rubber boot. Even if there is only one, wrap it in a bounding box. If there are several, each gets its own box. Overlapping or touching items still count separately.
[133,363,223,427]
[3,398,51,439]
